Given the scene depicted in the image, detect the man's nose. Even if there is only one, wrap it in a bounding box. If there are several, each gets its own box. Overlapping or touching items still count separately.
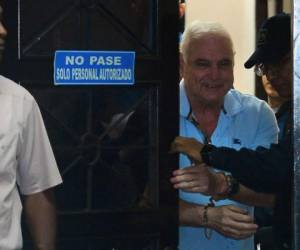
[0,22,7,38]
[209,65,220,80]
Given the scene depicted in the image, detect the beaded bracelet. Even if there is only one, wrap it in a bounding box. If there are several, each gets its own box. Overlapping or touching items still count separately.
[203,197,215,240]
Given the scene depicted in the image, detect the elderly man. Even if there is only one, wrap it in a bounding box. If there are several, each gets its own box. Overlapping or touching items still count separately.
[172,13,292,250]
[177,20,279,250]
[0,3,62,250]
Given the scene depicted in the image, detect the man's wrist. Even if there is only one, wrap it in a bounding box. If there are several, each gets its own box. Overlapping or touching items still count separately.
[215,172,228,195]
[213,173,240,200]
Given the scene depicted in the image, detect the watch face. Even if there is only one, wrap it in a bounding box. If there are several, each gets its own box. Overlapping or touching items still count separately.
[229,177,240,196]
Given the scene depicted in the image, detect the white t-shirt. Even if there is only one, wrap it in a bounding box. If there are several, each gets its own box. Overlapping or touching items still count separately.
[0,75,62,249]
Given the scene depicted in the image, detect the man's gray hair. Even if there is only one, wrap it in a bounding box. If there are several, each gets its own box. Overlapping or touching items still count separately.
[180,20,235,62]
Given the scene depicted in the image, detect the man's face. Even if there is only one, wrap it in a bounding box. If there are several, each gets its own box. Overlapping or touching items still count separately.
[181,34,234,106]
[264,54,292,98]
[0,5,7,62]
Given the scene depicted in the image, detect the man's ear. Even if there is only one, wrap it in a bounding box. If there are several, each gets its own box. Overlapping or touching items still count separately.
[179,53,185,78]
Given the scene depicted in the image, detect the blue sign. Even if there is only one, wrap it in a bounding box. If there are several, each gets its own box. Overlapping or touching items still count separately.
[54,50,135,85]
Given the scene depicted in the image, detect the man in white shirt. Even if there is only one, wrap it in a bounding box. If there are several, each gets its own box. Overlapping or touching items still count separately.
[0,3,62,250]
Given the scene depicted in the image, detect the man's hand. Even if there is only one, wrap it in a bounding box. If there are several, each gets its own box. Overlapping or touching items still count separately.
[170,136,204,164]
[170,164,226,196]
[208,205,258,239]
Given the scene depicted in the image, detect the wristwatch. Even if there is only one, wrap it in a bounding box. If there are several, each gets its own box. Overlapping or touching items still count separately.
[201,144,240,197]
[228,176,240,197]
[200,144,215,165]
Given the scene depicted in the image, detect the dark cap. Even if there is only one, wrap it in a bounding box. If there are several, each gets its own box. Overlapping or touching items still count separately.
[244,13,291,69]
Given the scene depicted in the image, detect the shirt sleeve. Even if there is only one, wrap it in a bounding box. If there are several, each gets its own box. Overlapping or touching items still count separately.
[249,101,279,149]
[208,134,291,193]
[17,99,62,195]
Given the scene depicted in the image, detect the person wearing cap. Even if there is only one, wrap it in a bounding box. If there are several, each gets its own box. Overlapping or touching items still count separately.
[254,75,291,250]
[171,13,292,250]
[255,70,291,250]
[250,13,292,250]
[177,20,279,250]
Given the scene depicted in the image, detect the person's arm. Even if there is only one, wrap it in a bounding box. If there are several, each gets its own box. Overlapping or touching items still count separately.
[171,164,275,207]
[208,136,291,192]
[171,135,291,193]
[23,189,57,250]
[179,199,204,227]
[179,199,258,239]
[231,184,275,207]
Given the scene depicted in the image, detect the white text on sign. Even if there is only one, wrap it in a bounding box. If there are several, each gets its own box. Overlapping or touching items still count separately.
[65,56,122,66]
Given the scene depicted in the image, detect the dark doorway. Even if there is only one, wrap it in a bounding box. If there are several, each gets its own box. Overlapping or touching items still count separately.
[1,1,179,249]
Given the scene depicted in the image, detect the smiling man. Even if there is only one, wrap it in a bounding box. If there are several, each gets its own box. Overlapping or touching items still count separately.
[177,21,279,250]
[0,2,62,250]
[172,13,293,250]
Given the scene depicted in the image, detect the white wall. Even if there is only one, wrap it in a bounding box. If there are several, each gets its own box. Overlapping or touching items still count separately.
[185,0,256,94]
